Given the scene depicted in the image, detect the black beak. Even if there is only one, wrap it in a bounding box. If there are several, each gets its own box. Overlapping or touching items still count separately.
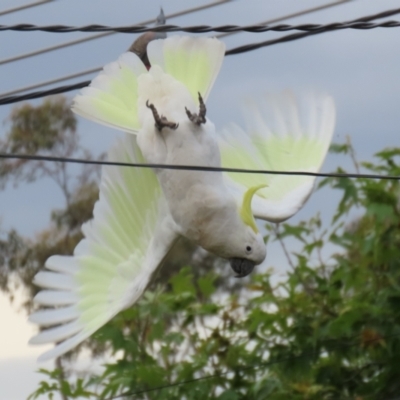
[230,258,255,278]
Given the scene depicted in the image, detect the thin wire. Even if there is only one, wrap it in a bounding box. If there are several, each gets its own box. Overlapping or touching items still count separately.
[225,5,400,56]
[216,0,352,39]
[0,0,53,17]
[0,0,353,98]
[0,153,399,181]
[0,0,350,98]
[3,18,399,34]
[1,6,399,106]
[0,67,100,98]
[0,0,231,67]
[1,4,395,396]
[0,1,231,99]
[0,81,89,105]
[104,331,400,399]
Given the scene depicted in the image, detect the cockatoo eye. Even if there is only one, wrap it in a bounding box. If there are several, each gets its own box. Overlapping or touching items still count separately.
[246,246,252,253]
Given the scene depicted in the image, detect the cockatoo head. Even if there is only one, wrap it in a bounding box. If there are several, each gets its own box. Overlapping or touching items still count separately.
[228,229,266,278]
[228,185,267,277]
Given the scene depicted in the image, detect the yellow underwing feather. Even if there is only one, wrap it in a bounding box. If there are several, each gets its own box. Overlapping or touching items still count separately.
[29,134,178,361]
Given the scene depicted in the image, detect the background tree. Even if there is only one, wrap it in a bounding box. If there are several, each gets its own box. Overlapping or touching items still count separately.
[2,97,400,399]
[0,96,101,304]
[0,96,103,400]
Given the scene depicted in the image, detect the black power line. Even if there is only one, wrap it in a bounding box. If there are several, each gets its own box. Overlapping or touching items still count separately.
[0,152,399,181]
[0,81,89,105]
[1,6,399,106]
[1,7,399,34]
[1,19,399,34]
[0,0,231,68]
[0,1,348,99]
[1,4,397,398]
[226,5,400,55]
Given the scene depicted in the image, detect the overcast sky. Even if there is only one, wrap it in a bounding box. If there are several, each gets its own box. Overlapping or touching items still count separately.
[1,0,400,398]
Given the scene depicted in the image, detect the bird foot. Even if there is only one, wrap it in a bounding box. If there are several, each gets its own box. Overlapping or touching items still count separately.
[146,101,179,131]
[185,92,206,126]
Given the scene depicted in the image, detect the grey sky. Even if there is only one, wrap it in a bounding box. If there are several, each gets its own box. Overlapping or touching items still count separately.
[1,0,399,398]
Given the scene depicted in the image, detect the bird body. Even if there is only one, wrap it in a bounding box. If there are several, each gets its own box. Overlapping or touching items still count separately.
[137,65,266,266]
[29,35,335,362]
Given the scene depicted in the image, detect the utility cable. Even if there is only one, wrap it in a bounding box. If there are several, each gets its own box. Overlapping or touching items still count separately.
[0,0,350,98]
[0,0,53,17]
[0,67,101,98]
[0,153,399,181]
[1,6,399,106]
[0,81,88,105]
[0,0,231,67]
[226,5,400,55]
[216,0,352,39]
[2,17,399,34]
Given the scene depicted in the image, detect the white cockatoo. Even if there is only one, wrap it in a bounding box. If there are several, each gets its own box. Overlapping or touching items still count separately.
[29,36,335,361]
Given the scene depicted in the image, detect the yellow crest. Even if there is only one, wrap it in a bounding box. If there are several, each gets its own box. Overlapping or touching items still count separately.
[240,184,267,233]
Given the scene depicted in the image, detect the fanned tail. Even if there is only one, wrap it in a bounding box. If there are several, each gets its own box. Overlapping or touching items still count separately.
[72,37,226,133]
[147,36,226,104]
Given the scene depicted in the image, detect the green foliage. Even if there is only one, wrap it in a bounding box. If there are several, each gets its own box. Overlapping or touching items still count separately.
[2,99,400,399]
[28,369,95,400]
[30,136,400,398]
[0,96,77,187]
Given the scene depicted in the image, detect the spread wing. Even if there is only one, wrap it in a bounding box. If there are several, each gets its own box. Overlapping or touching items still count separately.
[72,52,147,133]
[220,92,335,222]
[29,134,179,362]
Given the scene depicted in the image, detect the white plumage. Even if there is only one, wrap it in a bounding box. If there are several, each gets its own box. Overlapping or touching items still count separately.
[30,134,178,361]
[29,36,335,361]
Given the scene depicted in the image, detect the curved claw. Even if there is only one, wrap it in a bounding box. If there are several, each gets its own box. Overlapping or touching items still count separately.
[146,100,179,131]
[185,92,206,126]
